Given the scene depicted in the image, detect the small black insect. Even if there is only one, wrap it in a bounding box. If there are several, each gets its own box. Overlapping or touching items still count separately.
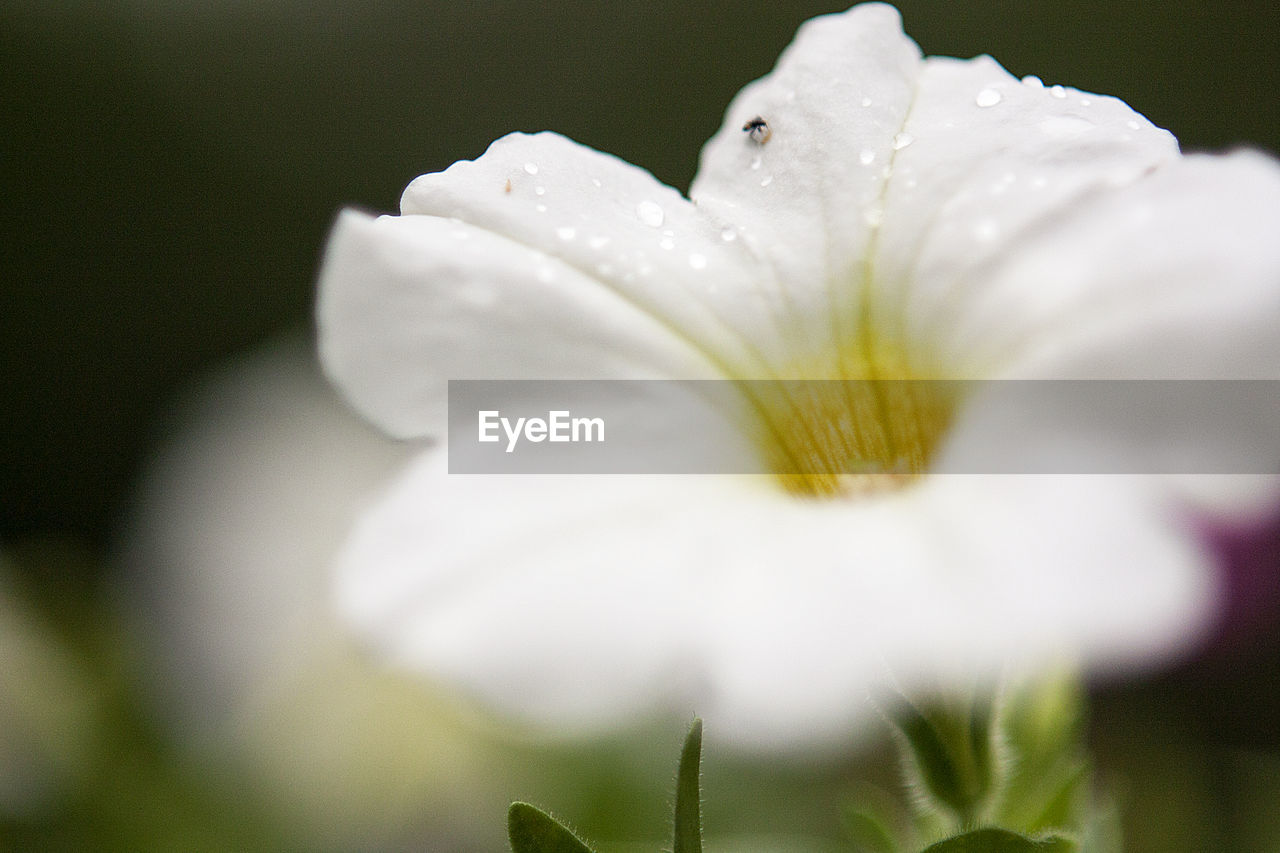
[742,115,771,144]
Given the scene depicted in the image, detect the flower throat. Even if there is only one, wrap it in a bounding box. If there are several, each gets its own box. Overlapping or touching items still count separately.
[743,336,958,498]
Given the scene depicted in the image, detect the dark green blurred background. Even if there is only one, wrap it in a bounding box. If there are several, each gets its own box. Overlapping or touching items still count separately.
[3,0,1278,563]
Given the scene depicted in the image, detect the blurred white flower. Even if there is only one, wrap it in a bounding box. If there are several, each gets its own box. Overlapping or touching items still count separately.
[317,4,1280,747]
[122,339,530,849]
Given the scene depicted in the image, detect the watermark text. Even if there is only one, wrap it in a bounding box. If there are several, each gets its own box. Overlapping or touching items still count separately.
[478,410,605,453]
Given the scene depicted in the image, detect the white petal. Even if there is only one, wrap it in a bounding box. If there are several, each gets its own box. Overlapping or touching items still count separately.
[879,55,1179,372]
[932,151,1280,514]
[690,5,1193,380]
[400,131,812,376]
[333,453,756,729]
[949,151,1280,379]
[317,207,723,438]
[336,456,1215,748]
[691,4,921,361]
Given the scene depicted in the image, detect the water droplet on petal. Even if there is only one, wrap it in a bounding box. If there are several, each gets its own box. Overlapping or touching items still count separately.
[588,235,610,250]
[863,208,883,228]
[659,237,675,251]
[1126,120,1141,131]
[636,200,665,228]
[760,174,773,187]
[534,185,546,196]
[892,132,914,150]
[688,252,707,270]
[1079,98,1092,107]
[750,155,763,171]
[720,227,737,242]
[523,162,539,175]
[535,203,547,213]
[1021,75,1044,88]
[591,177,602,188]
[1031,176,1049,190]
[859,149,876,165]
[860,96,873,107]
[1050,85,1067,99]
[556,225,576,241]
[975,88,1002,107]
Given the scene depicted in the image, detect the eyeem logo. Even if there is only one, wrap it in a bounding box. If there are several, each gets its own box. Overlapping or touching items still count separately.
[478,410,605,453]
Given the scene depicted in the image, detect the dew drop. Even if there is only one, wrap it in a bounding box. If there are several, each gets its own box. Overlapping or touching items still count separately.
[1031,176,1049,190]
[1021,75,1044,88]
[760,174,773,187]
[859,149,876,165]
[688,252,707,270]
[659,237,675,251]
[750,155,763,171]
[975,88,1002,107]
[523,162,539,175]
[588,235,611,250]
[861,96,873,107]
[892,132,915,150]
[535,203,547,213]
[591,178,602,188]
[556,225,576,241]
[720,227,737,242]
[534,185,546,196]
[863,208,883,228]
[1050,85,1067,99]
[636,200,665,228]
[1079,98,1092,107]
[1126,120,1141,131]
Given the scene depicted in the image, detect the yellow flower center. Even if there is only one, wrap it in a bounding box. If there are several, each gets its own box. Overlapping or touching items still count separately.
[743,335,959,498]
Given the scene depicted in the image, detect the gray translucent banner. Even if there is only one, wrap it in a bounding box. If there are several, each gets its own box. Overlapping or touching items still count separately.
[447,380,1280,475]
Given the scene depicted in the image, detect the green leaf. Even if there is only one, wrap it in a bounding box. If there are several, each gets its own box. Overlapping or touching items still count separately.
[893,701,970,819]
[920,827,1076,853]
[966,693,995,802]
[673,717,703,853]
[507,802,596,853]
[843,806,901,853]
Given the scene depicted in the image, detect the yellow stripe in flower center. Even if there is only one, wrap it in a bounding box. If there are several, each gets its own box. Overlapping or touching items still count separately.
[743,337,958,498]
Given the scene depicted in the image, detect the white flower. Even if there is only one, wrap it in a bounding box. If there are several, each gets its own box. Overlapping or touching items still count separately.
[121,340,515,847]
[316,4,1280,747]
